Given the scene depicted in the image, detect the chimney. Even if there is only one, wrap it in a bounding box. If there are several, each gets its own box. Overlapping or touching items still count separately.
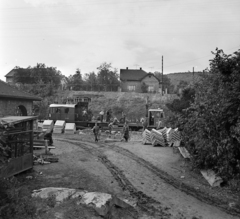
[140,67,142,70]
[126,67,128,69]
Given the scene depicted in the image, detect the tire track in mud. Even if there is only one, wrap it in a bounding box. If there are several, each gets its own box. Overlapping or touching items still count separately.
[56,137,240,217]
[56,138,171,218]
[101,143,240,217]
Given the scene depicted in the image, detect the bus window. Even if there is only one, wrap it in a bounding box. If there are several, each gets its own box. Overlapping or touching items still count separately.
[55,108,61,113]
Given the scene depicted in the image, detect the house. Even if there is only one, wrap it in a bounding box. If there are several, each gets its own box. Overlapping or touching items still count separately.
[120,67,162,93]
[0,80,41,117]
[5,69,18,84]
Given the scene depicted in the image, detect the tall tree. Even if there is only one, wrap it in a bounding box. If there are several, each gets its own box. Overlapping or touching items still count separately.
[96,62,120,91]
[67,68,83,91]
[84,72,98,91]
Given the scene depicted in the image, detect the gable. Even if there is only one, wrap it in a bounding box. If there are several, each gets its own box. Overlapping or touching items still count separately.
[5,69,17,78]
[140,73,160,83]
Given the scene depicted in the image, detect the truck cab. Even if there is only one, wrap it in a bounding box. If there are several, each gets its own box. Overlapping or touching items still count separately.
[148,108,164,129]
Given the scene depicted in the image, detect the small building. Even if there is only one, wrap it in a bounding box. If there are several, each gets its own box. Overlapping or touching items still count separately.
[0,80,41,117]
[120,67,161,93]
[5,69,18,85]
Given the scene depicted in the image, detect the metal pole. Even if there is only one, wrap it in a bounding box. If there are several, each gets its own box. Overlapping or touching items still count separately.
[162,56,163,96]
[193,67,195,83]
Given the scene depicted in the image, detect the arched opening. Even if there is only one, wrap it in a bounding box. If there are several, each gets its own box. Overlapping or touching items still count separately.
[16,105,28,116]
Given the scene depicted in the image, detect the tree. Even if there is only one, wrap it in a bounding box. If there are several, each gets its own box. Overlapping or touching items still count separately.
[13,63,62,88]
[179,48,240,180]
[141,82,148,93]
[84,72,98,91]
[154,72,174,93]
[96,62,120,91]
[68,68,83,91]
[176,80,189,94]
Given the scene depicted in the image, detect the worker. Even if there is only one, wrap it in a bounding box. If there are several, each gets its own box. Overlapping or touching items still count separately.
[122,121,130,142]
[106,109,112,122]
[142,117,148,131]
[92,122,100,142]
[44,129,53,146]
[108,122,113,136]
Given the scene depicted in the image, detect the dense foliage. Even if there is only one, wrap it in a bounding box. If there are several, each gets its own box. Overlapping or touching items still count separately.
[68,62,120,91]
[13,63,63,88]
[171,49,240,180]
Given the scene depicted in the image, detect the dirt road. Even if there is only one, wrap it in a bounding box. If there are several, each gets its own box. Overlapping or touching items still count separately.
[32,134,239,219]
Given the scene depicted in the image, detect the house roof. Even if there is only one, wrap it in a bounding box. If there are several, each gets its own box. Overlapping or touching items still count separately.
[140,73,161,83]
[0,80,41,101]
[120,68,148,81]
[5,69,17,77]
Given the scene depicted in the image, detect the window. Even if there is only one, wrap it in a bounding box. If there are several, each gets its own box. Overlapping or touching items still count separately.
[128,85,135,91]
[65,108,69,114]
[148,86,154,92]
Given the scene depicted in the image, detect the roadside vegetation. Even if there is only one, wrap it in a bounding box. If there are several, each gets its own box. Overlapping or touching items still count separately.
[166,48,240,187]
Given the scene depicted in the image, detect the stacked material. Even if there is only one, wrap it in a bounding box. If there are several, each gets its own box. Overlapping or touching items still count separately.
[169,128,181,145]
[53,120,66,134]
[42,120,54,132]
[64,123,76,134]
[150,129,165,146]
[142,129,151,144]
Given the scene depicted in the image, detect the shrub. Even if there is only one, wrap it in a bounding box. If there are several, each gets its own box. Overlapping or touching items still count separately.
[0,178,37,219]
[179,48,240,180]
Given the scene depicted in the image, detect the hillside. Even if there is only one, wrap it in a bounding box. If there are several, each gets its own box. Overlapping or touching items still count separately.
[166,72,203,88]
[57,91,178,120]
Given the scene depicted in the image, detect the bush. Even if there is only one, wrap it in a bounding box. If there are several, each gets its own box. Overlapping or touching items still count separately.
[179,48,240,180]
[0,178,37,219]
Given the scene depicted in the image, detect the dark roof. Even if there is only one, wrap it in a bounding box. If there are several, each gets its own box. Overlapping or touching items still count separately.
[140,73,161,83]
[120,68,147,81]
[5,69,17,77]
[0,80,41,101]
[0,116,38,125]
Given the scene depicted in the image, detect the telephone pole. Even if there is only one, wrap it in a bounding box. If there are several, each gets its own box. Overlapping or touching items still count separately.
[193,67,195,83]
[162,56,164,96]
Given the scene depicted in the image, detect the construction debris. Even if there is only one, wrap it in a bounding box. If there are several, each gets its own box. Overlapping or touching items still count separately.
[200,170,223,187]
[33,154,59,165]
[178,147,191,159]
[32,188,132,217]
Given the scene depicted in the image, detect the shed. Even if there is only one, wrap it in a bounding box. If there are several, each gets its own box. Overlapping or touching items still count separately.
[0,116,38,178]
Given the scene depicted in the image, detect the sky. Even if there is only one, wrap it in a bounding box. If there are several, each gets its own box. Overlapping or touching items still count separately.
[0,0,240,81]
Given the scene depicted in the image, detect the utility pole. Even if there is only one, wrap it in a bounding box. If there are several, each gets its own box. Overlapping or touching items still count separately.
[162,56,164,96]
[193,67,195,84]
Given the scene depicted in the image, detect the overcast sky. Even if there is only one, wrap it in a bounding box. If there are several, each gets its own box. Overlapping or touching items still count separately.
[0,0,240,80]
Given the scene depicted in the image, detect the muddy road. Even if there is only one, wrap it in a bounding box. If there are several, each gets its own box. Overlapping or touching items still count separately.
[45,135,239,219]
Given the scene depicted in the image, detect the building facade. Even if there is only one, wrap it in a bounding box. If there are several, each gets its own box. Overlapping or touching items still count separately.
[0,80,41,117]
[120,67,161,93]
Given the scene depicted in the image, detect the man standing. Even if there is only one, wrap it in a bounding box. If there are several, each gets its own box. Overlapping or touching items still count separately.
[92,122,100,142]
[122,121,130,142]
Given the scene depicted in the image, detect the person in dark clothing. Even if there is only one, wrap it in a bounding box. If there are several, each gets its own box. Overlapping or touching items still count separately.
[44,129,53,145]
[92,122,100,142]
[122,122,130,142]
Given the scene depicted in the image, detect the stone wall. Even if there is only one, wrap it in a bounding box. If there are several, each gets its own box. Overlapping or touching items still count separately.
[0,98,33,117]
